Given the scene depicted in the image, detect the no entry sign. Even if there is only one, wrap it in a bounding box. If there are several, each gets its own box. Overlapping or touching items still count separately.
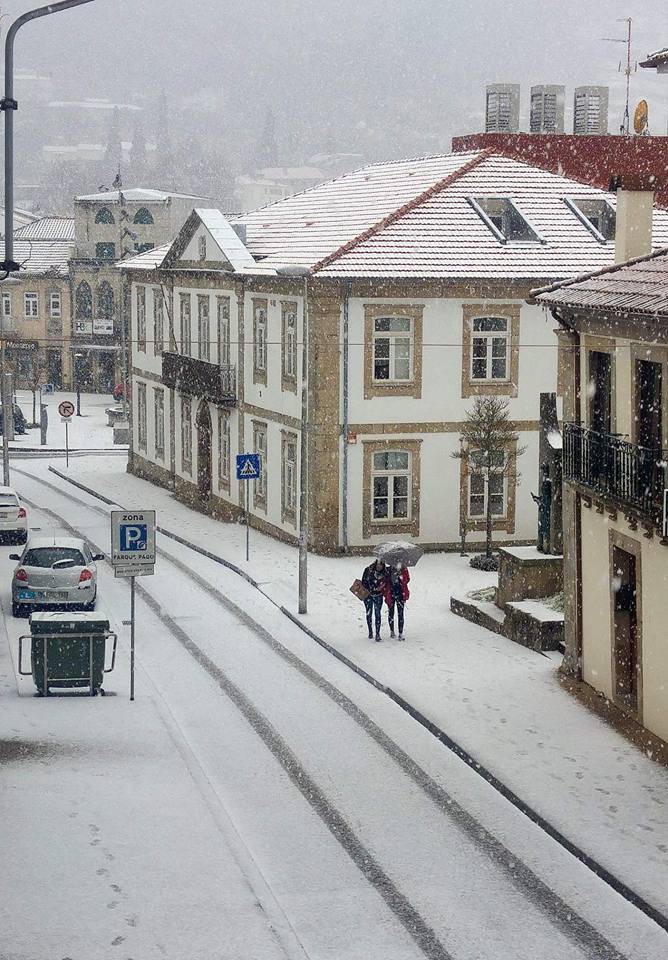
[58,400,75,419]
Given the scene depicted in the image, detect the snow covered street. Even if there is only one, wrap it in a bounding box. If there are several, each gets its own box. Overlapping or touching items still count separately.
[0,456,666,958]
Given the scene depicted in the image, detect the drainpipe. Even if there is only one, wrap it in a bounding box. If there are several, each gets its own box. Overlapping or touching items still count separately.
[341,282,351,552]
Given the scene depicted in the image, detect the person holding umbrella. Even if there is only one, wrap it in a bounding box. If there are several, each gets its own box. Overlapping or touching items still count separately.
[384,562,410,640]
[361,558,388,641]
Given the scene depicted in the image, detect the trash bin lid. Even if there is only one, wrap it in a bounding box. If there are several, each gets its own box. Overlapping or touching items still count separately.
[30,611,110,635]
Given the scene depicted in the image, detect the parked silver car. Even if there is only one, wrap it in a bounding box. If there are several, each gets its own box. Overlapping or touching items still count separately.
[10,536,104,617]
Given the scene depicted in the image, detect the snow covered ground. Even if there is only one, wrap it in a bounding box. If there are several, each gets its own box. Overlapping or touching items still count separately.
[28,454,668,920]
[2,455,668,958]
[9,390,124,451]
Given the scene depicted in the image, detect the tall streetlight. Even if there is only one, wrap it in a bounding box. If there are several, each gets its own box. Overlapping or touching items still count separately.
[1,0,98,276]
[0,0,97,488]
[277,265,310,614]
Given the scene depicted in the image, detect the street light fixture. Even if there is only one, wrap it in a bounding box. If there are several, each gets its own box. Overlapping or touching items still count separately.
[1,0,98,276]
[0,275,20,485]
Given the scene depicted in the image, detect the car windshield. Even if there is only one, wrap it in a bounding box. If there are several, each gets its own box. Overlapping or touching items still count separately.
[22,547,86,568]
[0,494,18,507]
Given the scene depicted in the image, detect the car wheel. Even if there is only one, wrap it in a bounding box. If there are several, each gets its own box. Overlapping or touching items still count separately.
[16,531,27,545]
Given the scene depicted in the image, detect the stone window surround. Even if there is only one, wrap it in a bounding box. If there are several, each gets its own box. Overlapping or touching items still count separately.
[584,336,617,433]
[217,296,231,367]
[252,419,268,511]
[181,395,193,475]
[458,438,518,534]
[153,287,164,357]
[154,387,165,460]
[137,381,147,452]
[629,342,668,447]
[362,438,421,539]
[363,303,423,399]
[253,298,268,386]
[218,408,231,493]
[461,303,520,398]
[179,292,192,356]
[281,300,298,394]
[281,429,298,526]
[48,290,62,319]
[137,286,146,353]
[607,528,643,723]
[197,294,210,362]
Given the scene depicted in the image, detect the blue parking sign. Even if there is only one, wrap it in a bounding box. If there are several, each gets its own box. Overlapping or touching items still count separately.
[236,453,261,480]
[120,523,148,551]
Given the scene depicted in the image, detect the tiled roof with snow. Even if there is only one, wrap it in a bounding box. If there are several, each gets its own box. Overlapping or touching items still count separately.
[14,217,75,241]
[533,248,668,317]
[117,243,171,271]
[0,239,73,275]
[75,188,212,203]
[237,151,668,281]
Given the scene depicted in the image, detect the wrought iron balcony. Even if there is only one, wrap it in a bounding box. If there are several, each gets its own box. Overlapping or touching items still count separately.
[563,422,666,521]
[161,351,236,406]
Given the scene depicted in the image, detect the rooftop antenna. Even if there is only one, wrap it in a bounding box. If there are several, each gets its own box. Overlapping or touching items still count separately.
[602,17,636,135]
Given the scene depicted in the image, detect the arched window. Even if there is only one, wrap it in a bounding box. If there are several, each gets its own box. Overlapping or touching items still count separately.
[94,207,115,224]
[133,207,154,225]
[75,281,93,320]
[96,281,115,320]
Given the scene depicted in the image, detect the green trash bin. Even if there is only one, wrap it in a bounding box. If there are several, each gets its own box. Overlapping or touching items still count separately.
[19,612,117,696]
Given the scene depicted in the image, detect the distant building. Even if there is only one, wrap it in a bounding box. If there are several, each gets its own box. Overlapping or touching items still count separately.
[0,239,74,389]
[485,84,520,133]
[530,85,565,134]
[573,86,609,135]
[70,187,212,392]
[639,47,668,74]
[0,206,39,237]
[14,217,75,242]
[234,167,326,213]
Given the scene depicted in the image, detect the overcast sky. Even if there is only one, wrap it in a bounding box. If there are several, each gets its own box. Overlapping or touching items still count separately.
[4,0,668,157]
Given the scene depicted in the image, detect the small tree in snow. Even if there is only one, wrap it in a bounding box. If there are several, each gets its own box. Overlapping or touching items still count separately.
[452,396,525,567]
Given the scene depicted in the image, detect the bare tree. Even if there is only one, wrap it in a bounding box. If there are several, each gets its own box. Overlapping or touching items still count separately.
[452,396,526,564]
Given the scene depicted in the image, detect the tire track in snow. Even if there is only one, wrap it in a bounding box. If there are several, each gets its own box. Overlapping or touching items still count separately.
[15,467,631,960]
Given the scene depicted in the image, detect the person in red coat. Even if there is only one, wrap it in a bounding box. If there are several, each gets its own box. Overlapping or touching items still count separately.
[384,562,410,640]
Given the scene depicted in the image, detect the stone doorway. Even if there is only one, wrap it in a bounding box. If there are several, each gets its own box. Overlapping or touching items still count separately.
[196,400,212,499]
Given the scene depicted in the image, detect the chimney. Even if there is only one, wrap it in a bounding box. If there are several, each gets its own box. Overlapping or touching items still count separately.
[610,173,657,263]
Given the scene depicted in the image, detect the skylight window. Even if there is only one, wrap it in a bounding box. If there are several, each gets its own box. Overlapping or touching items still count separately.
[467,197,544,244]
[564,197,616,243]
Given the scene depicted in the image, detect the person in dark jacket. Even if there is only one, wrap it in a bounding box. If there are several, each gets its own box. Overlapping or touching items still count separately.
[384,562,410,640]
[361,559,388,641]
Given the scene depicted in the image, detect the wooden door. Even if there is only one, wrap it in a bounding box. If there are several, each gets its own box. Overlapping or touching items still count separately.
[612,546,638,711]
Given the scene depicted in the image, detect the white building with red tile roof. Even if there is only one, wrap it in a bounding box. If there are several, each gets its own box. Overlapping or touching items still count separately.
[121,151,668,554]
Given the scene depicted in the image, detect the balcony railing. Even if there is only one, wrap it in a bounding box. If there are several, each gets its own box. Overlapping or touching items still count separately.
[563,422,666,521]
[161,351,236,405]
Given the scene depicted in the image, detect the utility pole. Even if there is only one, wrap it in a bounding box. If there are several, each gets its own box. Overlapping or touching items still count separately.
[298,276,309,614]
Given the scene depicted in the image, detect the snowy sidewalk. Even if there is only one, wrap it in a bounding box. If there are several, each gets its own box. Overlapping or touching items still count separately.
[34,455,668,917]
[10,390,124,450]
[0,577,291,959]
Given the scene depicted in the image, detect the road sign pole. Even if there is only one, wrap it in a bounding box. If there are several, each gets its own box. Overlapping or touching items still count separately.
[130,575,135,701]
[65,419,69,468]
[245,481,250,562]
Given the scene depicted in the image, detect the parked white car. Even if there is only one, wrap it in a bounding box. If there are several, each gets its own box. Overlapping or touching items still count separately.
[10,536,104,617]
[0,486,28,544]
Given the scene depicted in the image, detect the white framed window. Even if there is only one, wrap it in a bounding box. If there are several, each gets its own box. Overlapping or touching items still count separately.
[153,289,164,355]
[470,317,509,381]
[198,235,207,260]
[218,409,230,487]
[136,286,146,352]
[154,388,165,459]
[372,450,411,521]
[2,291,11,318]
[197,295,210,361]
[282,432,298,521]
[253,303,267,376]
[468,450,506,518]
[137,382,147,451]
[180,293,192,356]
[48,290,61,319]
[253,422,267,507]
[373,316,412,382]
[181,396,192,474]
[217,297,230,366]
[24,292,38,318]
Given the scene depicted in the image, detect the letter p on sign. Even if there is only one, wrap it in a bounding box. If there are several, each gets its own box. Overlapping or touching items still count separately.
[120,523,148,551]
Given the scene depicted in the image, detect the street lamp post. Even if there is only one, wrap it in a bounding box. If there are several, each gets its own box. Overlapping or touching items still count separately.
[74,352,83,415]
[277,266,310,614]
[1,1,97,275]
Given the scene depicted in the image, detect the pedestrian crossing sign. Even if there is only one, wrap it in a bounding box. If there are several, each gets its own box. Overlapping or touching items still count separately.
[236,453,261,480]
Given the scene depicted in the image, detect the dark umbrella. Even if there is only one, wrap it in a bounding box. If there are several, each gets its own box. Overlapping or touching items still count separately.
[373,540,424,567]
